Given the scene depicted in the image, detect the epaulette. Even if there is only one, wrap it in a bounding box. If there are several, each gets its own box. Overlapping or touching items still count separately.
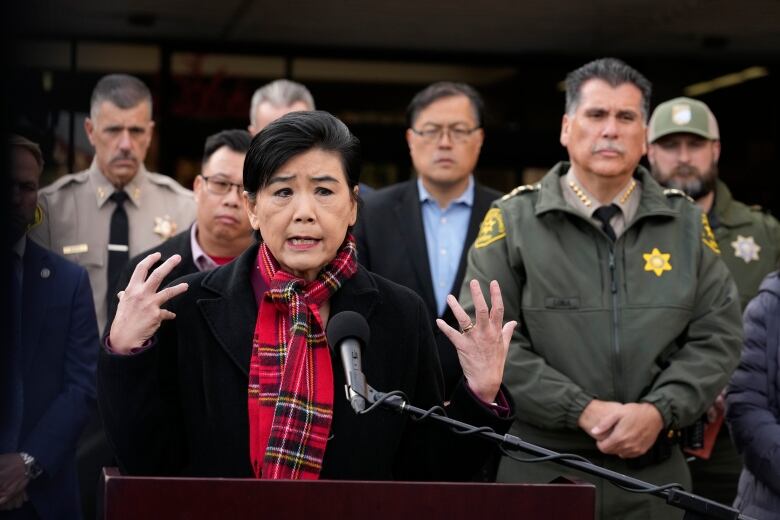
[501,183,540,201]
[146,171,194,197]
[38,170,89,194]
[663,188,694,203]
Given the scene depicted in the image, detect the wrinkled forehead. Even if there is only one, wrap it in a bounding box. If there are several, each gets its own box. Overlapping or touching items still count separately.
[574,79,645,114]
[92,100,153,124]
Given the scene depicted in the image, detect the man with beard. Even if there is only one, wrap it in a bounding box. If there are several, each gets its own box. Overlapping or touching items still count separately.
[648,97,780,309]
[648,97,780,505]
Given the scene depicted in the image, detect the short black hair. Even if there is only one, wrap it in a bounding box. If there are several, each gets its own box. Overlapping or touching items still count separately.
[565,58,652,121]
[203,129,251,163]
[90,74,152,116]
[244,110,360,198]
[406,82,484,128]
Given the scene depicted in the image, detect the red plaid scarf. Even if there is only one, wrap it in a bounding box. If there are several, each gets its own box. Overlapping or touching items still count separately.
[248,235,358,479]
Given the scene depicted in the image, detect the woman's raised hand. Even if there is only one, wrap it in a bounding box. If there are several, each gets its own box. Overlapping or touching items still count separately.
[436,279,517,404]
[108,253,189,355]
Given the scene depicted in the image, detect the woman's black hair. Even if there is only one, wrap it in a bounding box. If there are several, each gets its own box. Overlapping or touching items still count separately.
[244,110,361,200]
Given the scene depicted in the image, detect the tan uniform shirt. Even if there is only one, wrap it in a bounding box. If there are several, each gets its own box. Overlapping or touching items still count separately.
[29,161,196,332]
[561,168,642,238]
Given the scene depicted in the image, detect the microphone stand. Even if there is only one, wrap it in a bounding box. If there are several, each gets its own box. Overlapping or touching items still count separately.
[357,385,753,520]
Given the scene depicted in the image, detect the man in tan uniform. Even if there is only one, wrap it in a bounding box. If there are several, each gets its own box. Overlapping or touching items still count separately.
[30,73,196,334]
[27,73,195,519]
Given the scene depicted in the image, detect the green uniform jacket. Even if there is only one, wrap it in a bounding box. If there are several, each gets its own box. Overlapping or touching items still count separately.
[461,162,743,452]
[711,180,780,309]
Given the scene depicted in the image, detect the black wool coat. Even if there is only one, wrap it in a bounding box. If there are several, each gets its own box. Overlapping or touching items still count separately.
[354,180,502,397]
[99,243,513,480]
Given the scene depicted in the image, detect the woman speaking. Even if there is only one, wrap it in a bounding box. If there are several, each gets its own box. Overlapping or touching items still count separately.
[99,111,515,481]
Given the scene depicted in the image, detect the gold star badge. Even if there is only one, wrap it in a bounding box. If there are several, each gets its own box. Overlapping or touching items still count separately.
[731,235,761,263]
[643,248,672,277]
[475,208,506,248]
[153,215,177,240]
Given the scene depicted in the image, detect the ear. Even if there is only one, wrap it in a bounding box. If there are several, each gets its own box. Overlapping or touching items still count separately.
[405,128,415,152]
[85,118,96,147]
[193,175,203,204]
[559,114,570,147]
[712,140,721,163]
[248,124,258,137]
[473,128,485,152]
[641,124,648,156]
[242,192,260,230]
[348,186,359,227]
[646,143,657,165]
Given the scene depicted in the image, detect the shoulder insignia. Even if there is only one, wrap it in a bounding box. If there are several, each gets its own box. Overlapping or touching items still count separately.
[28,204,44,230]
[663,188,695,203]
[475,208,506,249]
[700,213,720,254]
[146,172,194,197]
[501,183,540,201]
[38,170,89,194]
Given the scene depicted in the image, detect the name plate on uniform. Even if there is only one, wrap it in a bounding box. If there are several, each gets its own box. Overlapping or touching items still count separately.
[63,243,89,255]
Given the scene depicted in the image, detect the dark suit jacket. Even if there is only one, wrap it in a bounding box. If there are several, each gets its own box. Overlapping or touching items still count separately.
[15,238,98,519]
[107,227,199,331]
[354,180,502,395]
[98,243,512,480]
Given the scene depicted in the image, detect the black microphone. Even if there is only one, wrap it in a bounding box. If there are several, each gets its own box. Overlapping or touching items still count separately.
[326,311,371,413]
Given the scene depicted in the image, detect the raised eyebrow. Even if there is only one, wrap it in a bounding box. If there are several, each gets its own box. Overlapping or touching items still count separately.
[311,175,340,183]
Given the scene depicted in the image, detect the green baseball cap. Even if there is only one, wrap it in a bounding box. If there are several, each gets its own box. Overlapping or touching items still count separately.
[648,97,719,143]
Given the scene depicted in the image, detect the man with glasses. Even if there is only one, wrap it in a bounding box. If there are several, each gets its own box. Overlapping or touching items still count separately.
[354,82,501,398]
[108,129,254,322]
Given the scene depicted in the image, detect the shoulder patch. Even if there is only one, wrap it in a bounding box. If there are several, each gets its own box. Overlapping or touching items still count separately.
[28,204,44,230]
[501,183,540,201]
[146,172,194,197]
[663,188,695,203]
[475,208,506,248]
[38,170,89,194]
[701,213,720,254]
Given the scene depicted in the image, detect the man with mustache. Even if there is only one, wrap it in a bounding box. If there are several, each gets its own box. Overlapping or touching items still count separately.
[27,74,195,518]
[460,58,742,519]
[647,97,780,505]
[29,74,196,334]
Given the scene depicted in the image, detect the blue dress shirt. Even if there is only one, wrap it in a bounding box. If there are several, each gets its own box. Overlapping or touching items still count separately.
[417,176,475,316]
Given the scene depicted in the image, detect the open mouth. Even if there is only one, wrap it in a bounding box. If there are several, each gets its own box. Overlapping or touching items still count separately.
[288,237,321,249]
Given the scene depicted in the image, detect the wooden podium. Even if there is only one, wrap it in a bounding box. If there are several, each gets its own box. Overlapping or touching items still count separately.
[100,467,595,519]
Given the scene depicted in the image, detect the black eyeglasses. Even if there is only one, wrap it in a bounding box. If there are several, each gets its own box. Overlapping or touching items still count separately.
[200,175,244,196]
[410,125,481,143]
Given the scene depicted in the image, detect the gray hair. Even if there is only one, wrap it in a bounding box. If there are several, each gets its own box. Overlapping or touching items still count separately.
[90,74,152,118]
[564,58,652,122]
[249,79,315,127]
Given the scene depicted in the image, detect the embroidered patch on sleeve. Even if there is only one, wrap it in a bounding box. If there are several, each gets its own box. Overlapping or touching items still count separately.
[475,208,506,249]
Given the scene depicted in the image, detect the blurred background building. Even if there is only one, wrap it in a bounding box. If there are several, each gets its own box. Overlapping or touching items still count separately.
[6,0,780,213]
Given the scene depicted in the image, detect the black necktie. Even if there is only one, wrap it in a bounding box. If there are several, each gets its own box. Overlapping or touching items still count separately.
[107,191,130,304]
[593,204,620,242]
